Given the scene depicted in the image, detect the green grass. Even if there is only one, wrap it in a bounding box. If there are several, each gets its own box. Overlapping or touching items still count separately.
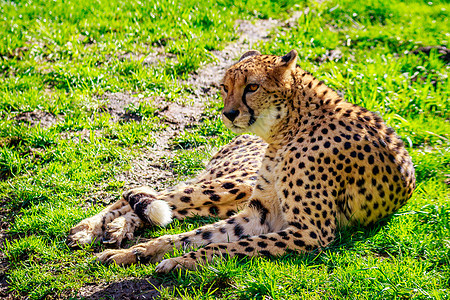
[1,0,449,298]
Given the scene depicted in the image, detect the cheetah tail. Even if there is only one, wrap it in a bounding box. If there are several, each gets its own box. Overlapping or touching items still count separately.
[127,195,173,227]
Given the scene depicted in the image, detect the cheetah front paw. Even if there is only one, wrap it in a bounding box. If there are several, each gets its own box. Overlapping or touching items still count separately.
[96,248,138,265]
[67,219,102,247]
[155,257,196,273]
[96,240,168,266]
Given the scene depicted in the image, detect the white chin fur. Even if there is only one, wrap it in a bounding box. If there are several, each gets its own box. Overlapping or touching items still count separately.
[230,126,247,134]
[144,200,173,227]
[249,107,280,140]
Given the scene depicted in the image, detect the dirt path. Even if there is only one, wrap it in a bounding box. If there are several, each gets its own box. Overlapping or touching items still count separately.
[112,17,291,191]
[183,18,279,95]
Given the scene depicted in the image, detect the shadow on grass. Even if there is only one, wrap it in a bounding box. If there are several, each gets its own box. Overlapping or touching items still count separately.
[77,278,163,300]
[277,216,394,267]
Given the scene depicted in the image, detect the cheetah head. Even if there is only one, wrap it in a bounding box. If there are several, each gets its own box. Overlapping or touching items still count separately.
[221,50,298,141]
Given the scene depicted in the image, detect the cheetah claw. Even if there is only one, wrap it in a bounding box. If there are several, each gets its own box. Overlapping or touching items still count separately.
[155,258,184,273]
[96,249,138,266]
[155,257,196,273]
[66,222,101,247]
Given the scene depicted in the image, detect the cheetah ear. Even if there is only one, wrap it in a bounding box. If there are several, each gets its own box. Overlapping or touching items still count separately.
[280,50,298,68]
[239,50,261,62]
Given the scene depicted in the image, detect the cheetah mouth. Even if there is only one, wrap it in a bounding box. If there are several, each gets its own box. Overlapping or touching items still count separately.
[228,124,248,133]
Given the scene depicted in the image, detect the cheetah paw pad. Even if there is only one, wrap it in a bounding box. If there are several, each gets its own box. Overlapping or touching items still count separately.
[96,249,137,266]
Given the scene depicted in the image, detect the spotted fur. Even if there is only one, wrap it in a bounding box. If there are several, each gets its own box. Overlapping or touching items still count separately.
[67,134,265,247]
[68,50,415,273]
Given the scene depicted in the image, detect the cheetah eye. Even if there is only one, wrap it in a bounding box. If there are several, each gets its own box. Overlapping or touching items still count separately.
[220,84,228,93]
[246,84,259,93]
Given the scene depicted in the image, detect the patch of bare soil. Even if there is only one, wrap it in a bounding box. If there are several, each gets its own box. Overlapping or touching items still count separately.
[183,18,279,98]
[59,128,104,145]
[0,250,12,299]
[157,100,203,125]
[100,92,143,123]
[76,278,162,300]
[115,147,177,190]
[315,49,343,63]
[412,46,450,63]
[14,110,62,128]
[101,90,204,124]
[2,46,29,60]
[142,46,178,66]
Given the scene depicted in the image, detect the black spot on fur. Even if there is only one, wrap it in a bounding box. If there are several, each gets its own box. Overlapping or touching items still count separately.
[222,182,235,189]
[249,199,269,225]
[275,241,286,248]
[202,231,212,240]
[234,224,244,237]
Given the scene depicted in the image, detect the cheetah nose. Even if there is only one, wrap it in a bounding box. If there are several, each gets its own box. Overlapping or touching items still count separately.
[223,109,240,122]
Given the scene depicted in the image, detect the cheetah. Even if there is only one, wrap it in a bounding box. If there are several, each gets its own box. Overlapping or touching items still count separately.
[67,50,416,273]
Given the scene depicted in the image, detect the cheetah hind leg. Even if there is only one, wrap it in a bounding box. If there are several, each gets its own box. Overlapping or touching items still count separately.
[101,187,174,247]
[67,186,173,248]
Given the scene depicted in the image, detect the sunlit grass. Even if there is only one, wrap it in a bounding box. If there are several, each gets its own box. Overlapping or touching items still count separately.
[1,0,449,298]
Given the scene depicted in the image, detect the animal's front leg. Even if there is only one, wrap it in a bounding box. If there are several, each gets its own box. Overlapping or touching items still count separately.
[96,205,269,266]
[67,198,140,247]
[96,234,177,265]
[155,220,336,273]
[155,191,337,273]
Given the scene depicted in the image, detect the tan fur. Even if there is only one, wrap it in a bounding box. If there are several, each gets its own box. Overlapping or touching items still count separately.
[68,50,415,274]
